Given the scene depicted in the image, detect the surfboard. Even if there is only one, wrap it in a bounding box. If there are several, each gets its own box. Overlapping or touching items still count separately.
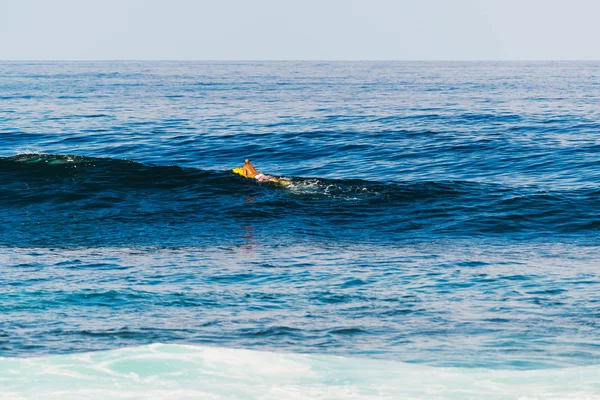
[232,168,245,177]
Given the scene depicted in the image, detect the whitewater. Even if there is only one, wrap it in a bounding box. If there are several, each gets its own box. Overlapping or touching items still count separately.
[1,344,599,400]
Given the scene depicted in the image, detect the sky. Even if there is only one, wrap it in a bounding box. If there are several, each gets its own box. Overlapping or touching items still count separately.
[1,0,599,60]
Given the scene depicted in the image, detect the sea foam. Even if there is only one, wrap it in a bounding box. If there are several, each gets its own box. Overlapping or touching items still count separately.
[1,344,599,400]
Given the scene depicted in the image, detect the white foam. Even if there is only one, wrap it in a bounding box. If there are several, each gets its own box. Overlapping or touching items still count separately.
[1,344,599,400]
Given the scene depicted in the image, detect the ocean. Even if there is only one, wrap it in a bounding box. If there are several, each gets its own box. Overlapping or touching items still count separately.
[1,61,599,399]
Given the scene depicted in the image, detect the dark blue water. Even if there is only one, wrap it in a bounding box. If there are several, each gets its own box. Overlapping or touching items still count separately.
[1,61,600,370]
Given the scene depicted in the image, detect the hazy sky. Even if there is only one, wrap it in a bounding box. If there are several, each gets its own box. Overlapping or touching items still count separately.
[1,0,599,60]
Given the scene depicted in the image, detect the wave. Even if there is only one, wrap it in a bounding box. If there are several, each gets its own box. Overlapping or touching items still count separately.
[0,152,591,198]
[1,343,598,399]
[0,154,598,247]
[0,153,491,202]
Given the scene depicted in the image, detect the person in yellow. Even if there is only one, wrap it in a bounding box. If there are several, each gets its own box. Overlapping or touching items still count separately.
[241,159,278,182]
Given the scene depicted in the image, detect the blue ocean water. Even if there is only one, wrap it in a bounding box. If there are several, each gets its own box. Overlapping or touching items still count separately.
[1,61,600,398]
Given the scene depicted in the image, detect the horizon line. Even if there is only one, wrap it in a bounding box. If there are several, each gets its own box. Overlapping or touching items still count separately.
[2,59,600,62]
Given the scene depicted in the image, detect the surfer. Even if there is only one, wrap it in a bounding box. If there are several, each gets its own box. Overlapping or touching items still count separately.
[241,159,278,182]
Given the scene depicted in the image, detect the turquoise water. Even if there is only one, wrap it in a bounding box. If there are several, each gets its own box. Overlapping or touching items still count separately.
[2,344,599,400]
[1,61,600,398]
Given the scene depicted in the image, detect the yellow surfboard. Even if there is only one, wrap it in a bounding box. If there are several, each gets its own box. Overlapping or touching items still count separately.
[232,167,245,177]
